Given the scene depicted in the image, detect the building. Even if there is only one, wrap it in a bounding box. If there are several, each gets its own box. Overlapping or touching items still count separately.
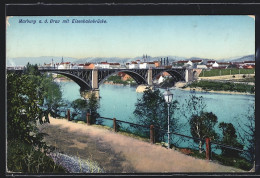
[243,65,255,69]
[207,60,216,65]
[118,72,132,81]
[154,61,161,67]
[129,61,139,69]
[95,62,110,69]
[109,63,121,69]
[232,62,244,69]
[217,62,230,69]
[191,60,203,65]
[139,62,155,69]
[212,62,219,68]
[185,60,193,68]
[157,72,171,84]
[206,60,216,69]
[243,61,255,66]
[57,62,71,69]
[197,65,208,69]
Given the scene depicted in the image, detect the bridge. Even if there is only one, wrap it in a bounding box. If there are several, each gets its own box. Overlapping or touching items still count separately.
[7,67,196,90]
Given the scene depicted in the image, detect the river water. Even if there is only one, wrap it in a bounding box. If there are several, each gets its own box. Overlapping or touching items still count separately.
[58,81,255,153]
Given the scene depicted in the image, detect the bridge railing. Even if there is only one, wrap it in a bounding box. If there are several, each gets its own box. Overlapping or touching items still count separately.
[67,111,250,162]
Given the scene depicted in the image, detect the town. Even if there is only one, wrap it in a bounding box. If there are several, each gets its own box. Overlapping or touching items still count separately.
[36,55,255,70]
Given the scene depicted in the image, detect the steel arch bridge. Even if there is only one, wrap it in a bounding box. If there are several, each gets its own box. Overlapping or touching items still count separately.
[7,68,194,90]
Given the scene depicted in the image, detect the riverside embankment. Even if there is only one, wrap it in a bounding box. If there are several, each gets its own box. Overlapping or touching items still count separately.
[39,117,244,173]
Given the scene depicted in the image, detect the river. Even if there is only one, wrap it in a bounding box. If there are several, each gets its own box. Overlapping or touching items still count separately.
[58,81,255,154]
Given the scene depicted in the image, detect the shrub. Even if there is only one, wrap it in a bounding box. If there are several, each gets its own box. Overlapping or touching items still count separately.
[7,140,66,173]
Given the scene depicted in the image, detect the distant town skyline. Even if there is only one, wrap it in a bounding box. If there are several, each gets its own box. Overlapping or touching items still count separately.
[6,16,255,60]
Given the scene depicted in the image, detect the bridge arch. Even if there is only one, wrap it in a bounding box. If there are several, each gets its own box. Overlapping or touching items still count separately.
[152,69,185,83]
[98,70,147,86]
[47,71,92,90]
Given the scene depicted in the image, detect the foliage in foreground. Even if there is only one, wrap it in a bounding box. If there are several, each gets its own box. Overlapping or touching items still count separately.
[7,63,65,173]
[188,148,253,171]
[7,140,66,173]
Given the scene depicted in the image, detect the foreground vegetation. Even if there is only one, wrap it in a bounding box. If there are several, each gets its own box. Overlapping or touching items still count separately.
[181,147,252,171]
[186,80,255,94]
[7,140,65,173]
[7,63,66,173]
[199,68,255,77]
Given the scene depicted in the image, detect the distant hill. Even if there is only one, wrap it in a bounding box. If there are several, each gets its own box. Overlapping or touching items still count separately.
[6,54,254,66]
[6,56,79,66]
[218,55,255,62]
[229,55,255,62]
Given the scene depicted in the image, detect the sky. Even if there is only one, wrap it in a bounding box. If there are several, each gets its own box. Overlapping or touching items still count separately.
[6,15,255,60]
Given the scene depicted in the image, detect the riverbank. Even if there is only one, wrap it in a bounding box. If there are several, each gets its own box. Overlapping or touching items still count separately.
[103,81,125,86]
[39,117,245,173]
[174,81,255,96]
[177,86,255,96]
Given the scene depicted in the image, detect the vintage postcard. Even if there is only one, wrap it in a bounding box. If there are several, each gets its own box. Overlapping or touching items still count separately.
[6,13,256,175]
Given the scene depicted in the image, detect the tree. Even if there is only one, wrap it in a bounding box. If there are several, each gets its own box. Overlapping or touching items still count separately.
[7,72,49,146]
[183,93,218,153]
[237,103,255,163]
[184,93,206,118]
[24,62,41,76]
[71,98,88,119]
[7,64,65,173]
[190,112,218,153]
[87,93,100,124]
[219,122,243,158]
[133,88,179,142]
[41,74,64,118]
[71,93,100,123]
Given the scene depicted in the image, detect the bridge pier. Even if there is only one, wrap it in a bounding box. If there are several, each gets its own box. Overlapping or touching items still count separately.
[80,89,100,99]
[147,69,153,85]
[92,69,99,89]
[185,69,194,83]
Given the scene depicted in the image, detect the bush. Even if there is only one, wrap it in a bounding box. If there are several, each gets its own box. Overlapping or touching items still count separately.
[212,153,252,171]
[7,140,66,173]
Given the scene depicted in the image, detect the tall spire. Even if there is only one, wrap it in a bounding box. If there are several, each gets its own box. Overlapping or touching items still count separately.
[61,56,64,63]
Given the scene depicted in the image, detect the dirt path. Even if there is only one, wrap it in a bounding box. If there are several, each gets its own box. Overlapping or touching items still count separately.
[39,117,244,173]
